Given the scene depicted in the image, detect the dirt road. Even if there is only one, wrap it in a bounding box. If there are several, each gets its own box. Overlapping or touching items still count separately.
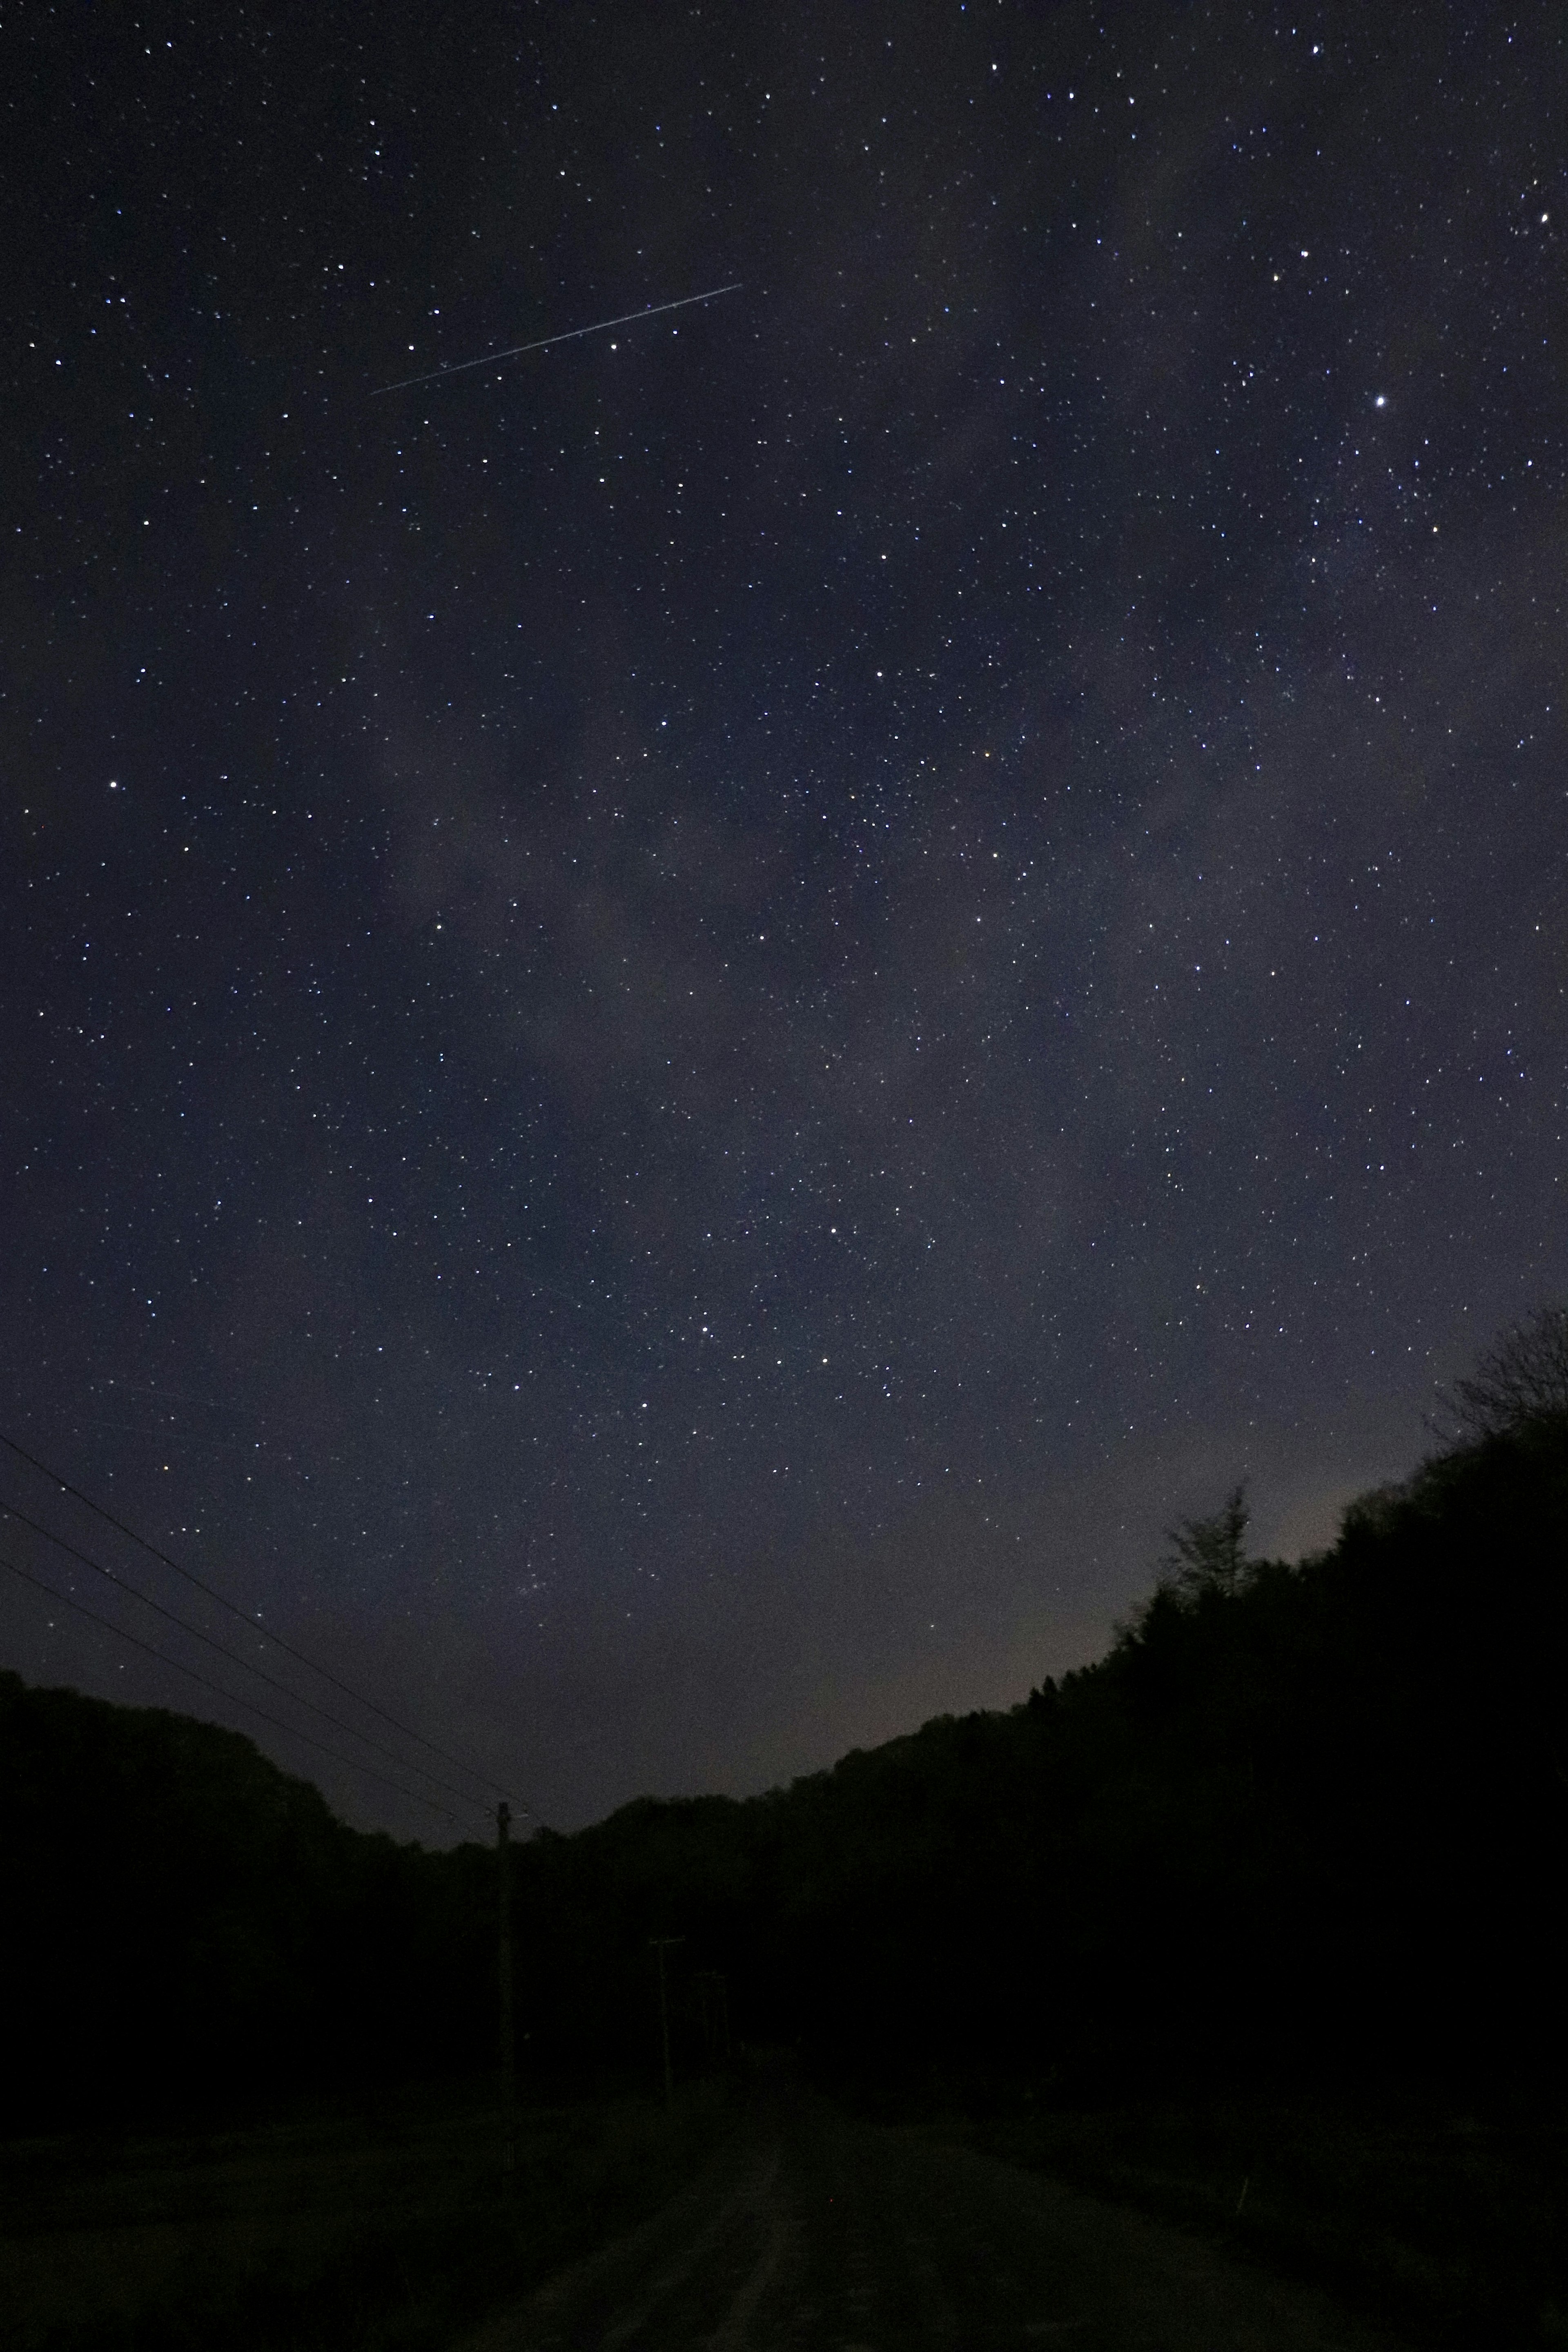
[456,2091,1409,2351]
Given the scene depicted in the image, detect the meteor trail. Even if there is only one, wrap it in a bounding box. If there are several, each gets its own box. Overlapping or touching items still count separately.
[370,281,743,396]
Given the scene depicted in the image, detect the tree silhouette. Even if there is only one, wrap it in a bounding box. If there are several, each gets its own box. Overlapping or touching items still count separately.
[1431,1304,1568,1445]
[1160,1481,1251,1602]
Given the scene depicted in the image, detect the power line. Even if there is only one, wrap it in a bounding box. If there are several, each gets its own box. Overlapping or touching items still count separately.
[0,1548,475,1830]
[0,1426,521,1808]
[0,1493,486,1813]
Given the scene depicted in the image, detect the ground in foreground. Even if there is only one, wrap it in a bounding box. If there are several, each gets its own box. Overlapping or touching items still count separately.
[455,2087,1410,2352]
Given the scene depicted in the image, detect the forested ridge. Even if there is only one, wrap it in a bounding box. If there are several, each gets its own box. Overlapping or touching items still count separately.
[4,1390,1565,2129]
[522,1407,1568,2100]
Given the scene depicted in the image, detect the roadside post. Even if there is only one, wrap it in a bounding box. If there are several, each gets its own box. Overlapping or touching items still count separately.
[498,1802,517,2184]
[649,1936,684,2107]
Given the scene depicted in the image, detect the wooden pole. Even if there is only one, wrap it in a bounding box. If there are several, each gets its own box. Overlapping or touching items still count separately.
[497,1802,516,2181]
[650,1936,683,2107]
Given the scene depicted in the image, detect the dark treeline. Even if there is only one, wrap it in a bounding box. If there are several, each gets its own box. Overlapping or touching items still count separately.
[523,1408,1567,2104]
[4,1368,1565,2131]
[0,1677,498,2124]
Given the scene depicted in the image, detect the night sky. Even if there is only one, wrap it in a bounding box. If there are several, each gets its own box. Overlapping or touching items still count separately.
[4,2,1565,1839]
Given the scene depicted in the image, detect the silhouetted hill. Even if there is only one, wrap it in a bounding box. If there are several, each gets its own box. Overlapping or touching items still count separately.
[514,1416,1568,2098]
[0,1675,494,2125]
[5,1411,1565,2127]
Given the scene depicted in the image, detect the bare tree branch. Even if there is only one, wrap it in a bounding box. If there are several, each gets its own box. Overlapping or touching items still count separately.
[1430,1306,1568,1446]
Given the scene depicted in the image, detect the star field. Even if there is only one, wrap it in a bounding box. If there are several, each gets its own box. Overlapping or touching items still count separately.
[3,1,1565,1833]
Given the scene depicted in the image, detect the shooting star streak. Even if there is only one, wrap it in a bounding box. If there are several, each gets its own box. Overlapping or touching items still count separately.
[370,281,743,396]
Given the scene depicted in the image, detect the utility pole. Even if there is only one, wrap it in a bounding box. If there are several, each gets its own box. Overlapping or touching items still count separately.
[497,1802,516,2183]
[649,1936,684,2107]
[700,1969,731,2067]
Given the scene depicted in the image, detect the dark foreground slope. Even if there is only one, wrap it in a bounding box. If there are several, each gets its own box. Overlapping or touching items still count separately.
[2,2083,736,2352]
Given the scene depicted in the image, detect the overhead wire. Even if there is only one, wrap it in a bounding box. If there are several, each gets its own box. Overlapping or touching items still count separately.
[0,1492,488,1813]
[0,1426,528,1811]
[0,1548,475,1831]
